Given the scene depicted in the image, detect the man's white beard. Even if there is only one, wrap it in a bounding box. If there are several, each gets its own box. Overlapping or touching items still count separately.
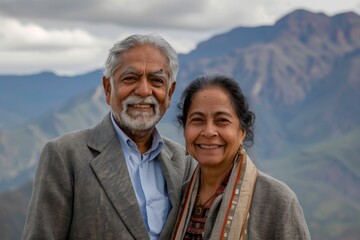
[117,95,162,131]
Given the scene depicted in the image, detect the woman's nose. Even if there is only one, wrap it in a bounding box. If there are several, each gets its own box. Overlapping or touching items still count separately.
[201,122,217,137]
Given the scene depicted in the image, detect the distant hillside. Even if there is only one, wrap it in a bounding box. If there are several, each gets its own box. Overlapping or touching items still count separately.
[179,9,360,107]
[0,86,109,191]
[175,9,360,157]
[0,70,103,129]
[0,181,32,240]
[261,126,360,239]
[0,9,360,240]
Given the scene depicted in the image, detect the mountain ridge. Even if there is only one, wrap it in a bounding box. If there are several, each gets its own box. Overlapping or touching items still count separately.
[0,70,103,129]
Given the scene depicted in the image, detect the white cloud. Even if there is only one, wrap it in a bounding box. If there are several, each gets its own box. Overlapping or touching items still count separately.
[0,0,359,75]
[1,0,358,30]
[0,17,112,75]
[0,17,202,75]
[0,18,110,50]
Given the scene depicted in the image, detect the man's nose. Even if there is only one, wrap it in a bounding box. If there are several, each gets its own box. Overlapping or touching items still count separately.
[135,78,152,97]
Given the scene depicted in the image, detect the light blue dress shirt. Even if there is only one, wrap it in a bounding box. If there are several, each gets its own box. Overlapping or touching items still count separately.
[111,114,171,240]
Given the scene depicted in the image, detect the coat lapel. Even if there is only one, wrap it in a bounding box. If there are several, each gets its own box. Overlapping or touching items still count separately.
[87,114,149,239]
[158,144,183,239]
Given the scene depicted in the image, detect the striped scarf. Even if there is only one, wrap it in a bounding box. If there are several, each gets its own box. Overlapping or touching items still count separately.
[172,153,258,240]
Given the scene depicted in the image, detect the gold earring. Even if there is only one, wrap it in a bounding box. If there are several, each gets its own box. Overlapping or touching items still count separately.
[237,143,245,155]
[185,148,189,155]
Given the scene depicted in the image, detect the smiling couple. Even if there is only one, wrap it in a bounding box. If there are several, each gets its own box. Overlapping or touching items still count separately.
[22,34,310,240]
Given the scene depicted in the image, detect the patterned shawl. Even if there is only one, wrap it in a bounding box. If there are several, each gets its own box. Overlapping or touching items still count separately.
[172,153,258,239]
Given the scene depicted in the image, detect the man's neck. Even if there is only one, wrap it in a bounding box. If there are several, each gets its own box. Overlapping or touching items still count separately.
[122,127,153,154]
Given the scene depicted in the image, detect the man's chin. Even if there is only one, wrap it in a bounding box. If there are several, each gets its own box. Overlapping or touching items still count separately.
[125,118,159,130]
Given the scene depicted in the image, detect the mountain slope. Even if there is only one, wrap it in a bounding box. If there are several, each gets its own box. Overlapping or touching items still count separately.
[0,181,32,240]
[0,70,103,129]
[0,86,109,191]
[261,126,360,239]
[180,9,360,105]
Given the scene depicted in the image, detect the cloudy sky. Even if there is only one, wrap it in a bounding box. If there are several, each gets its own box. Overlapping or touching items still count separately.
[1,0,359,76]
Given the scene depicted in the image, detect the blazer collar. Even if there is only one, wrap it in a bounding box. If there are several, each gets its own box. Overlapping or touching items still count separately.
[158,140,184,239]
[158,144,178,207]
[87,113,115,152]
[88,113,149,239]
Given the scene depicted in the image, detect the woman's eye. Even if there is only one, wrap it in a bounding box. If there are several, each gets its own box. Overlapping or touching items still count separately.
[190,118,203,123]
[216,118,230,124]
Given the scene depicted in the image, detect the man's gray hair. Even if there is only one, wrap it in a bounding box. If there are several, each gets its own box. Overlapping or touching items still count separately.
[104,34,179,84]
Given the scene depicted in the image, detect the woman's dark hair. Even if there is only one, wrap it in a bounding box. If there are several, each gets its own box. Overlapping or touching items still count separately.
[177,74,255,146]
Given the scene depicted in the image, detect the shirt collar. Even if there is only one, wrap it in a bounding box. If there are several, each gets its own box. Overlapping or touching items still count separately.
[110,112,164,158]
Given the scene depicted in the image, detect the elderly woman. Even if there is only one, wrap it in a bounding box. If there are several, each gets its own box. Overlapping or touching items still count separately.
[172,75,311,240]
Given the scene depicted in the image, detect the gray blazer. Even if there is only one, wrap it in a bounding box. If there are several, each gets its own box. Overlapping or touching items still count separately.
[201,171,311,239]
[22,113,196,240]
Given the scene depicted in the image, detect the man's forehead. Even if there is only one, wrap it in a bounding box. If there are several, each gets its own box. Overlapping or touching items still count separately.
[118,66,170,79]
[121,66,168,74]
[121,44,167,59]
[115,46,170,76]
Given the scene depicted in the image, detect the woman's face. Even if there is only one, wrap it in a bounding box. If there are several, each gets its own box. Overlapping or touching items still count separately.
[184,87,245,168]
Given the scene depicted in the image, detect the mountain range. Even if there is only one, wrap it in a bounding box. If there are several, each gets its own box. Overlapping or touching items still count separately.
[0,9,360,240]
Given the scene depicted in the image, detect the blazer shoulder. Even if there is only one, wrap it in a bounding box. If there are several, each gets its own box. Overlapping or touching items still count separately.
[254,171,298,204]
[162,136,185,153]
[249,172,310,239]
[251,170,304,224]
[161,136,197,177]
[49,128,92,148]
[47,113,113,151]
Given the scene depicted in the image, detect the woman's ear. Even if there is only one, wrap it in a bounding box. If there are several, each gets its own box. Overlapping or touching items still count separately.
[241,129,246,141]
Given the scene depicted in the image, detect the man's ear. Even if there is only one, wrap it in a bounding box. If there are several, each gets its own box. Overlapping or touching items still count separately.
[166,81,176,108]
[103,76,111,105]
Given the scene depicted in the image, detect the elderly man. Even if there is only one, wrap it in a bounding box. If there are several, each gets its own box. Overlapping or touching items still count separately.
[22,34,196,240]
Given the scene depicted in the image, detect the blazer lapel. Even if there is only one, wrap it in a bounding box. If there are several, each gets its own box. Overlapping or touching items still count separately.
[158,145,183,239]
[87,114,148,239]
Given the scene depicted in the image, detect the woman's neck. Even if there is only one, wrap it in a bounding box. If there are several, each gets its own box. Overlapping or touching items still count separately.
[198,162,233,204]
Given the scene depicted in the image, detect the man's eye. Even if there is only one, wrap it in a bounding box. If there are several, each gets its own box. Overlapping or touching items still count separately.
[152,78,165,86]
[123,76,136,81]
